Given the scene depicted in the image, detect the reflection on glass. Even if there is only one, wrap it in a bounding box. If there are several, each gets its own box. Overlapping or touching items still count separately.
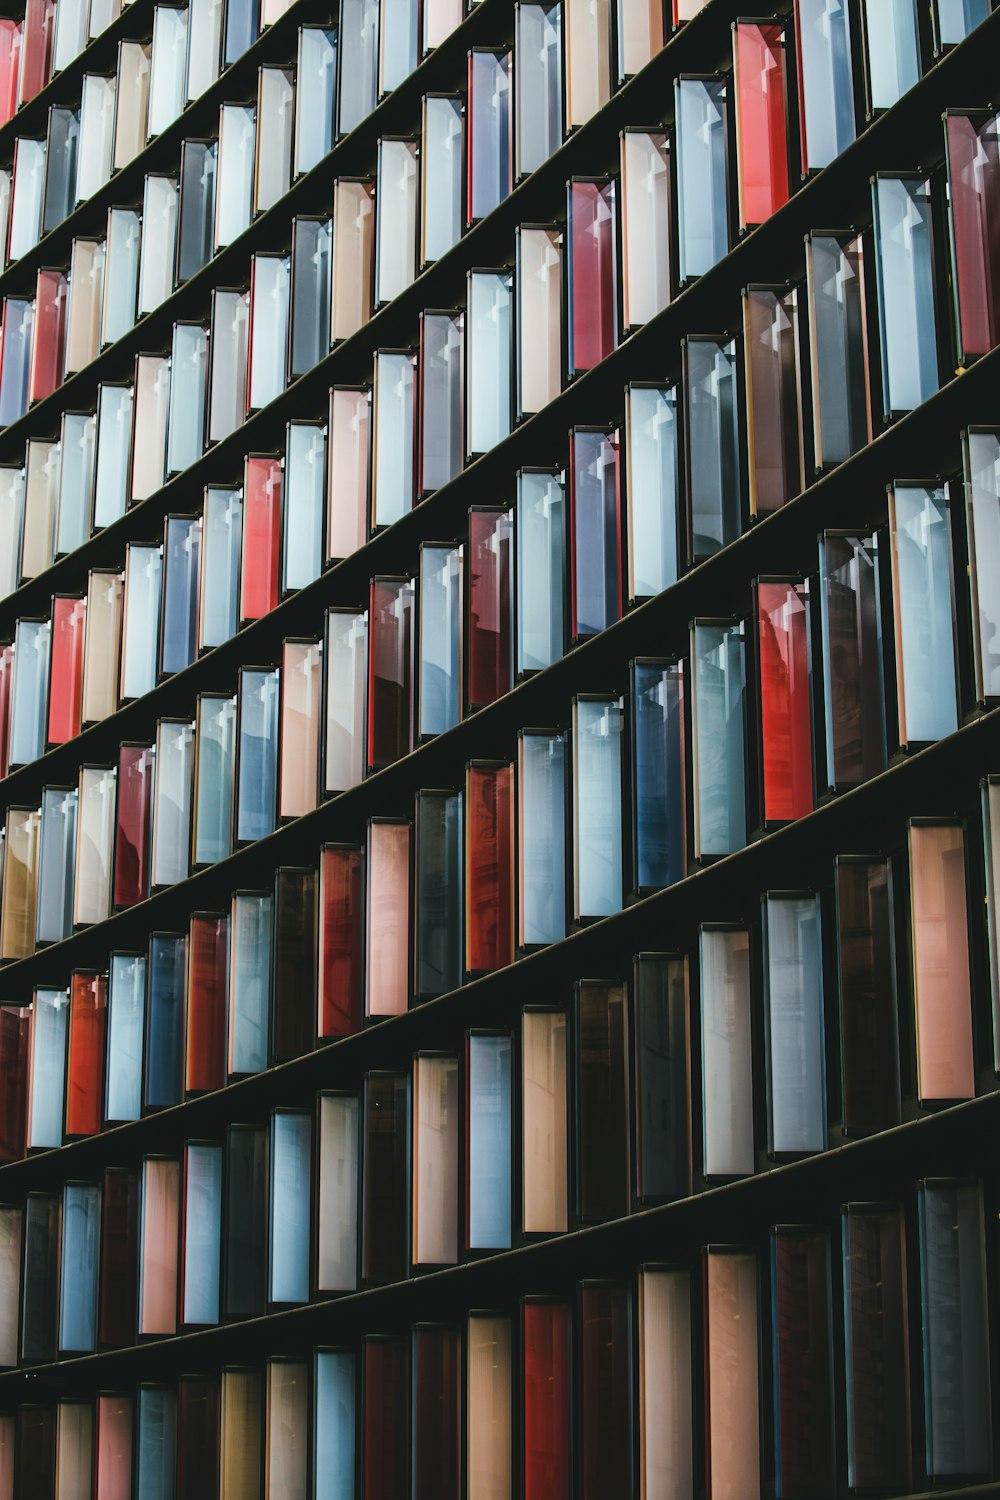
[794,0,855,171]
[743,287,803,516]
[65,237,105,375]
[216,103,255,250]
[888,483,959,747]
[466,1032,512,1250]
[418,544,462,737]
[113,41,151,170]
[8,138,45,262]
[699,924,753,1175]
[770,1228,835,1497]
[130,353,170,503]
[106,954,146,1124]
[0,805,38,957]
[8,617,50,768]
[208,288,249,443]
[166,321,208,477]
[873,175,940,416]
[571,697,623,919]
[517,730,566,949]
[466,762,514,972]
[704,1248,761,1499]
[101,209,140,346]
[176,138,217,283]
[120,542,163,702]
[241,455,281,620]
[817,532,884,790]
[269,1112,311,1305]
[199,486,242,650]
[945,111,1000,364]
[236,667,279,843]
[521,1010,567,1232]
[564,0,610,129]
[365,819,411,1018]
[733,23,789,231]
[279,638,321,819]
[468,50,510,223]
[148,5,188,138]
[81,568,123,724]
[229,891,272,1076]
[254,66,294,215]
[319,845,363,1037]
[42,107,79,235]
[76,76,114,203]
[414,790,462,999]
[282,421,325,593]
[180,1143,222,1325]
[0,299,32,425]
[331,178,374,340]
[151,718,194,887]
[372,351,415,529]
[138,175,178,315]
[248,253,290,412]
[762,892,826,1155]
[55,412,95,558]
[861,0,920,114]
[683,336,742,561]
[327,387,370,559]
[466,270,511,457]
[379,0,418,95]
[291,216,331,378]
[368,577,412,770]
[418,311,463,494]
[324,607,367,793]
[467,508,511,709]
[624,385,678,602]
[842,1204,910,1489]
[755,580,812,824]
[74,765,115,927]
[569,428,619,641]
[337,0,378,135]
[412,1053,459,1264]
[362,1080,408,1285]
[805,231,871,467]
[36,786,76,945]
[676,77,729,281]
[21,438,59,580]
[27,989,69,1150]
[295,27,337,177]
[515,1,562,176]
[113,742,154,908]
[908,819,975,1101]
[621,131,670,329]
[421,94,463,264]
[567,179,617,376]
[375,137,418,305]
[516,226,561,419]
[192,693,236,866]
[834,856,900,1134]
[185,0,222,100]
[515,468,564,675]
[691,621,746,859]
[314,1349,356,1497]
[631,660,685,892]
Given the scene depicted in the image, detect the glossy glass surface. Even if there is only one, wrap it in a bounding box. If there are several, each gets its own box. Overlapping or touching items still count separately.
[331,179,374,340]
[412,1055,459,1265]
[421,95,463,263]
[324,607,367,792]
[236,668,279,843]
[279,638,321,818]
[744,287,803,515]
[684,337,742,561]
[469,51,511,222]
[361,1077,407,1283]
[145,935,185,1111]
[241,456,281,620]
[621,131,670,329]
[282,422,325,593]
[467,509,511,708]
[569,428,620,639]
[834,857,899,1133]
[518,731,567,948]
[254,67,293,214]
[873,176,940,415]
[466,271,511,457]
[842,1205,910,1489]
[565,0,610,129]
[699,925,754,1176]
[185,913,227,1094]
[269,1112,311,1304]
[229,892,272,1075]
[216,103,255,250]
[375,138,418,305]
[418,544,462,736]
[317,1093,359,1289]
[414,790,462,998]
[908,820,975,1101]
[294,27,337,176]
[365,820,411,1017]
[106,953,146,1123]
[521,1009,568,1232]
[862,0,920,112]
[181,1142,222,1325]
[575,984,628,1221]
[466,1032,512,1249]
[572,697,623,919]
[567,180,617,375]
[817,533,885,788]
[57,1192,102,1354]
[733,24,789,231]
[691,622,747,858]
[945,112,1000,363]
[367,577,412,770]
[762,893,826,1155]
[466,763,514,972]
[522,1300,571,1500]
[771,1229,834,1498]
[757,581,812,823]
[514,2,562,177]
[192,694,236,866]
[113,742,154,908]
[631,660,685,891]
[888,484,959,747]
[291,217,331,378]
[372,351,415,528]
[337,0,378,135]
[794,0,856,170]
[328,387,370,558]
[676,77,729,280]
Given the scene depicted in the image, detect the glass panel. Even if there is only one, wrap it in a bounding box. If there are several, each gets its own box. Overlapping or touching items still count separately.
[469,51,511,222]
[676,77,729,281]
[160,513,201,676]
[331,178,374,340]
[834,857,900,1133]
[229,892,272,1075]
[314,1351,355,1499]
[76,75,115,203]
[130,353,170,503]
[873,176,940,415]
[367,576,412,769]
[0,299,32,425]
[324,608,367,792]
[521,1009,568,1232]
[248,253,290,412]
[516,469,565,674]
[185,913,227,1094]
[522,1301,571,1500]
[55,412,96,557]
[908,820,975,1101]
[113,742,153,908]
[236,668,279,843]
[27,268,67,405]
[136,1386,177,1500]
[281,422,325,593]
[794,0,856,171]
[621,131,670,328]
[517,730,566,947]
[216,103,255,250]
[328,387,370,559]
[418,311,463,493]
[579,1283,631,1498]
[743,287,803,515]
[637,1268,692,1500]
[73,765,115,926]
[567,179,617,375]
[683,336,742,561]
[515,2,562,177]
[378,0,418,95]
[290,217,331,378]
[42,108,78,237]
[224,1126,267,1316]
[575,983,628,1221]
[516,226,561,419]
[762,892,826,1155]
[102,210,140,346]
[466,1032,512,1249]
[54,1402,93,1500]
[842,1204,910,1489]
[733,23,789,231]
[691,621,747,859]
[1,808,39,961]
[271,867,317,1061]
[633,955,690,1200]
[705,1249,761,1500]
[106,953,146,1123]
[631,660,685,891]
[255,66,294,214]
[145,934,185,1111]
[27,987,69,1150]
[945,112,1000,364]
[279,639,321,819]
[220,1371,259,1500]
[8,138,45,262]
[240,455,281,620]
[569,427,620,640]
[420,95,463,264]
[138,176,178,315]
[208,288,249,443]
[138,1157,179,1335]
[294,28,337,177]
[756,580,812,824]
[571,696,623,919]
[466,270,511,457]
[185,0,222,100]
[699,925,754,1176]
[467,1315,511,1500]
[365,820,411,1018]
[412,1054,459,1265]
[151,718,193,887]
[362,1077,408,1283]
[564,0,610,129]
[9,617,50,768]
[934,0,989,42]
[148,5,188,138]
[266,1361,309,1498]
[414,790,462,998]
[861,0,920,112]
[467,509,511,708]
[113,41,151,170]
[888,483,959,747]
[180,1142,222,1325]
[21,1194,59,1362]
[36,785,76,944]
[771,1229,834,1499]
[372,350,415,528]
[269,1113,311,1304]
[319,846,364,1036]
[337,0,378,135]
[176,138,216,283]
[817,533,885,787]
[0,469,25,598]
[375,138,418,305]
[199,486,242,650]
[21,439,59,580]
[120,543,162,702]
[65,239,104,376]
[53,0,88,72]
[418,544,462,737]
[193,694,236,865]
[466,763,514,972]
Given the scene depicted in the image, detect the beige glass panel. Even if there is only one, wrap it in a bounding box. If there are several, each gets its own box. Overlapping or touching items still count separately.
[21,438,60,580]
[261,0,294,23]
[82,569,123,724]
[675,0,707,19]
[705,1250,760,1500]
[130,353,170,502]
[0,808,39,960]
[619,0,663,76]
[621,131,670,328]
[565,0,611,130]
[139,1157,179,1336]
[466,1313,512,1500]
[699,926,754,1177]
[638,1267,692,1500]
[77,75,116,203]
[365,820,410,1017]
[517,227,562,417]
[331,179,374,341]
[114,41,151,169]
[73,764,116,926]
[317,1092,359,1292]
[254,67,294,215]
[375,138,418,306]
[221,1368,263,1500]
[327,387,370,561]
[266,1361,308,1500]
[423,0,463,50]
[138,175,178,314]
[521,1009,568,1233]
[55,1400,93,1500]
[412,1053,458,1265]
[95,1394,133,1500]
[185,0,223,101]
[0,1208,22,1368]
[909,821,975,1101]
[278,639,322,819]
[65,238,106,375]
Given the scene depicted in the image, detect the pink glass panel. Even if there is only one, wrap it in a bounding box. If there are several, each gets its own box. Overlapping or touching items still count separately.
[758,581,813,824]
[909,821,975,1101]
[18,0,55,105]
[278,638,321,819]
[705,1250,761,1500]
[327,387,370,562]
[568,180,617,375]
[945,112,1000,362]
[733,24,790,231]
[47,596,86,745]
[139,1158,179,1336]
[0,23,22,127]
[319,845,363,1038]
[467,509,511,710]
[240,457,282,622]
[367,577,412,771]
[95,1393,133,1500]
[466,763,513,973]
[365,820,410,1018]
[29,270,68,405]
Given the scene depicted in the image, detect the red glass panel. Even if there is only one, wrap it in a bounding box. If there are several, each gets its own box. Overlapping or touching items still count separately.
[413,1326,460,1500]
[467,508,511,710]
[99,1168,139,1347]
[185,913,228,1094]
[363,1337,408,1498]
[17,1407,54,1498]
[772,1228,835,1498]
[65,971,107,1138]
[0,22,22,128]
[47,595,86,745]
[757,580,813,824]
[28,270,68,405]
[113,743,153,908]
[945,112,1000,362]
[0,643,13,779]
[240,456,282,621]
[465,763,513,973]
[362,1074,408,1285]
[580,1283,631,1496]
[568,180,617,375]
[733,24,790,231]
[523,1300,572,1500]
[0,1005,30,1162]
[319,844,363,1039]
[17,0,55,105]
[177,1377,220,1500]
[367,577,412,771]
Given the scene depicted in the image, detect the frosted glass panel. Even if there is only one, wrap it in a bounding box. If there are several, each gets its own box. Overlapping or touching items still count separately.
[699,926,754,1176]
[763,894,826,1155]
[317,1093,359,1292]
[269,1112,311,1303]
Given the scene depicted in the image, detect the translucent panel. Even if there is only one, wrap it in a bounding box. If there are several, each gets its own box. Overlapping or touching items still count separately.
[324,608,367,793]
[378,0,418,95]
[139,1158,179,1336]
[236,668,279,843]
[467,508,511,709]
[184,914,227,1097]
[269,1113,311,1304]
[331,178,374,340]
[515,468,565,674]
[215,103,255,250]
[374,137,418,309]
[145,934,185,1110]
[794,0,856,171]
[372,351,415,528]
[0,469,24,598]
[756,580,812,823]
[0,1208,20,1366]
[699,925,754,1176]
[8,138,45,262]
[254,66,293,215]
[0,807,39,961]
[73,764,115,925]
[630,660,685,891]
[148,5,188,137]
[52,0,88,72]
[514,1,562,177]
[160,514,201,680]
[522,1300,571,1499]
[888,483,959,747]
[621,131,670,329]
[181,1143,222,1325]
[279,638,321,819]
[113,41,151,170]
[861,0,920,113]
[199,486,242,650]
[517,730,567,947]
[638,1269,693,1500]
[314,1350,356,1499]
[81,568,123,725]
[569,427,620,640]
[917,1180,992,1476]
[567,179,617,375]
[137,176,178,315]
[412,1053,459,1265]
[466,270,511,457]
[176,138,217,283]
[273,868,317,1058]
[466,1032,512,1250]
[571,697,623,919]
[240,455,281,619]
[66,972,107,1138]
[873,176,939,415]
[683,336,743,560]
[934,0,990,45]
[27,268,67,406]
[193,694,236,865]
[317,1093,359,1291]
[151,718,193,887]
[113,741,154,908]
[418,312,463,493]
[516,226,561,419]
[21,438,60,579]
[733,23,789,231]
[806,231,871,466]
[365,819,411,1017]
[521,1009,567,1232]
[468,50,511,222]
[367,576,412,769]
[55,1402,93,1500]
[55,411,95,560]
[762,893,826,1155]
[101,210,140,346]
[983,776,1000,1056]
[575,983,628,1221]
[130,353,170,505]
[185,0,222,100]
[842,1204,910,1489]
[266,1361,309,1498]
[466,763,514,972]
[208,289,249,442]
[0,23,20,128]
[908,820,975,1101]
[414,790,462,998]
[294,28,337,177]
[229,892,272,1076]
[624,385,678,602]
[75,76,115,207]
[337,0,378,135]
[418,543,462,737]
[136,1386,177,1500]
[248,254,290,412]
[564,0,610,129]
[42,107,79,235]
[705,1249,761,1500]
[282,421,325,592]
[420,94,463,263]
[106,953,146,1122]
[21,1194,59,1362]
[0,300,32,425]
[833,856,899,1133]
[676,77,729,281]
[743,287,803,515]
[290,217,331,378]
[8,617,50,768]
[817,533,884,788]
[691,622,747,858]
[36,785,77,944]
[945,111,1000,364]
[65,238,105,376]
[27,987,69,1150]
[120,543,162,701]
[771,1229,834,1498]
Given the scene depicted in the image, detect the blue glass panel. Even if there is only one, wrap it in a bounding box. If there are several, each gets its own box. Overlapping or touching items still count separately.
[102,210,140,345]
[763,893,827,1155]
[28,988,69,1150]
[380,0,418,93]
[470,51,511,221]
[106,953,146,1123]
[145,935,185,1111]
[58,1182,99,1352]
[136,1386,177,1500]
[281,422,325,593]
[572,696,623,919]
[231,893,272,1075]
[236,668,280,843]
[467,1033,512,1250]
[419,312,463,491]
[515,469,565,675]
[314,1350,356,1500]
[684,337,742,561]
[514,2,562,177]
[372,351,415,529]
[632,661,685,891]
[166,324,208,476]
[466,271,511,457]
[291,218,332,378]
[890,484,959,745]
[796,0,856,169]
[182,1143,222,1325]
[691,622,747,859]
[160,515,201,677]
[518,730,567,946]
[55,411,96,557]
[873,176,939,415]
[93,383,133,528]
[193,694,236,865]
[338,0,378,135]
[935,0,988,43]
[36,786,77,945]
[675,77,729,281]
[249,255,290,411]
[152,719,194,888]
[9,618,50,768]
[421,96,463,263]
[625,385,678,602]
[570,428,619,640]
[121,545,163,701]
[269,1112,311,1303]
[0,300,32,425]
[863,0,920,110]
[418,544,462,737]
[295,28,338,176]
[200,487,242,650]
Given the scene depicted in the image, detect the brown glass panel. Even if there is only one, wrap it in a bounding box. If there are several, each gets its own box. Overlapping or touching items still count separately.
[575,982,629,1223]
[186,913,228,1094]
[579,1283,631,1497]
[364,1336,408,1499]
[17,1407,54,1499]
[0,1007,30,1162]
[744,288,803,516]
[413,1326,460,1500]
[771,1228,834,1499]
[271,867,317,1063]
[908,821,975,1102]
[843,1204,910,1490]
[177,1376,220,1500]
[99,1168,138,1348]
[705,1248,761,1500]
[834,858,900,1133]
[362,1073,407,1285]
